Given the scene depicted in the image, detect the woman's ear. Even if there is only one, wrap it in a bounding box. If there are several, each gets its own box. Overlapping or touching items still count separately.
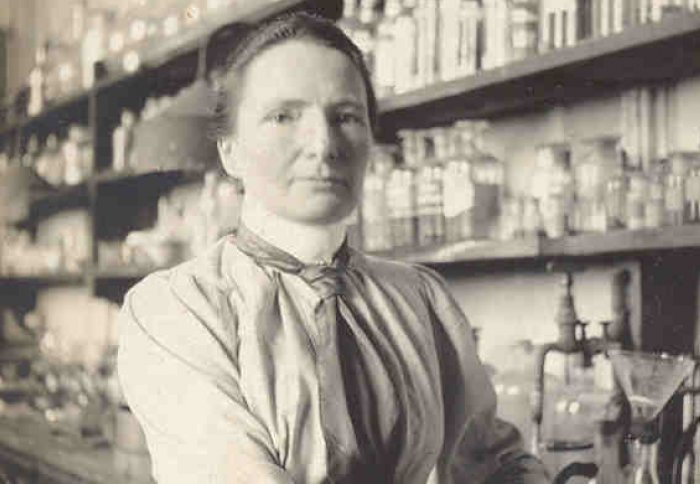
[217,137,242,179]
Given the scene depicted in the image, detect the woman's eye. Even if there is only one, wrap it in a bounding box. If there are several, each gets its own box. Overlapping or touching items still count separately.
[266,109,299,125]
[334,111,364,126]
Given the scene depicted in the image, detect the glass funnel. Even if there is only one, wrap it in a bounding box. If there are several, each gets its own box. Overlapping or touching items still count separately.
[609,349,696,426]
[609,350,695,484]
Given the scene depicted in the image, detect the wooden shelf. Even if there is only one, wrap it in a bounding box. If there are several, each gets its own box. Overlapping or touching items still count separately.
[0,345,39,363]
[376,225,700,265]
[94,167,207,186]
[0,274,85,286]
[371,236,542,264]
[12,183,90,229]
[20,92,90,132]
[378,12,700,132]
[541,224,700,258]
[94,267,154,281]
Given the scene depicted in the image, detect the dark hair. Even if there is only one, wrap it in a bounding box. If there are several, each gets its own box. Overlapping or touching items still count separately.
[212,11,378,138]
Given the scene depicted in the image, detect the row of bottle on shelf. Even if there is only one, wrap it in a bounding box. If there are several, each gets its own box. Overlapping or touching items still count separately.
[0,126,93,188]
[353,120,700,253]
[97,170,241,272]
[0,227,89,278]
[2,83,210,188]
[0,165,237,277]
[340,0,700,98]
[21,0,243,118]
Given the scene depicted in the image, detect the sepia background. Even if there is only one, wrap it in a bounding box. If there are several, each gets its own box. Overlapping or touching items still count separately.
[1,0,700,482]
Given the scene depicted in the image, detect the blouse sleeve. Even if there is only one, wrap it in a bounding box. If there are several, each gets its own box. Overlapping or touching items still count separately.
[416,266,550,484]
[117,272,294,484]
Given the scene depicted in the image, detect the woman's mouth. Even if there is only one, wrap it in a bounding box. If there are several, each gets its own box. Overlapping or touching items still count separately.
[297,177,348,189]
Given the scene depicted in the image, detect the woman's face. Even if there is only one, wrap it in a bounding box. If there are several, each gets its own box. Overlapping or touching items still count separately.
[224,39,372,225]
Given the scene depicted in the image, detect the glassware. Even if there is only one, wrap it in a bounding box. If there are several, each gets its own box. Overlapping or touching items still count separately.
[481,0,511,69]
[112,110,137,172]
[683,154,700,223]
[416,129,446,246]
[28,43,48,116]
[386,163,417,249]
[456,0,481,78]
[573,137,618,233]
[534,144,573,238]
[373,0,401,97]
[626,170,649,230]
[665,152,692,226]
[509,0,539,62]
[605,148,629,230]
[393,1,419,93]
[609,349,696,484]
[644,161,667,229]
[362,146,394,252]
[81,14,107,89]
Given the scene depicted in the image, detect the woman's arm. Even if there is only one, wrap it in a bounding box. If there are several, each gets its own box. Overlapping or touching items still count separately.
[417,265,550,484]
[117,273,294,484]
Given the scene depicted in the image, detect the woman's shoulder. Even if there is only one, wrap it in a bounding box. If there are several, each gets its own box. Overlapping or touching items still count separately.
[123,238,247,342]
[350,248,450,298]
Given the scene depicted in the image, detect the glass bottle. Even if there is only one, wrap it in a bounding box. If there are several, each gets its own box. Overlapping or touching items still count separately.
[481,0,511,70]
[415,0,439,88]
[41,134,64,187]
[362,146,394,252]
[374,0,401,98]
[455,0,480,78]
[439,0,461,82]
[576,137,618,233]
[665,152,690,226]
[415,129,446,246]
[62,125,91,186]
[468,121,503,239]
[626,170,649,230]
[442,124,475,242]
[354,0,378,77]
[605,145,630,230]
[393,0,419,93]
[509,0,539,62]
[28,43,48,116]
[386,159,417,249]
[22,136,40,170]
[534,144,573,238]
[82,14,106,89]
[644,161,667,229]
[685,157,700,223]
[112,110,137,172]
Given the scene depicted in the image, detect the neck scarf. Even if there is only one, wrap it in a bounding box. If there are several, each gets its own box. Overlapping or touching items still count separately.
[231,224,392,483]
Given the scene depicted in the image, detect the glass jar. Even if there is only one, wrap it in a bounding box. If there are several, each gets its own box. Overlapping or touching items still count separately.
[386,165,417,248]
[626,170,649,230]
[645,162,667,229]
[362,146,394,252]
[573,137,618,233]
[442,126,475,242]
[665,152,692,226]
[416,128,446,246]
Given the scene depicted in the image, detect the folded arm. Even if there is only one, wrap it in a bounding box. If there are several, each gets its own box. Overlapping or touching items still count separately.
[117,274,294,484]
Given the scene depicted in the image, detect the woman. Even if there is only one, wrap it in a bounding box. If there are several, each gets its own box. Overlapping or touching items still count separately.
[117,11,550,484]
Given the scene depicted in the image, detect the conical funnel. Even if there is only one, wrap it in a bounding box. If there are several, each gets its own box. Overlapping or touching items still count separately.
[609,350,695,424]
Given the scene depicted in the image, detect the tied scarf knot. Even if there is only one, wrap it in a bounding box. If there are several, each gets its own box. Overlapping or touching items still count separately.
[302,265,343,299]
[231,224,350,299]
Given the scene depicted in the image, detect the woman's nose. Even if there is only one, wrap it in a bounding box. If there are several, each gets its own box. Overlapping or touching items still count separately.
[303,110,338,161]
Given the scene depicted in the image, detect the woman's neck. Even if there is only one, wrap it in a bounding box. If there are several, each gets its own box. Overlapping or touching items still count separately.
[239,199,347,265]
